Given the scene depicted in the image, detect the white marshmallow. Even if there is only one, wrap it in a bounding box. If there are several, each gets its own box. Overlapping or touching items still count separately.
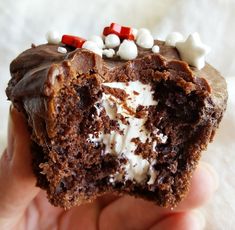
[136,32,154,49]
[105,34,120,48]
[57,46,67,54]
[152,45,160,53]
[46,30,61,44]
[117,40,138,60]
[103,49,115,58]
[175,33,210,69]
[165,32,184,46]
[89,35,104,49]
[82,41,102,57]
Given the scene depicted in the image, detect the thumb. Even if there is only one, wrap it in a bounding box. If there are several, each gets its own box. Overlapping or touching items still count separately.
[0,106,39,226]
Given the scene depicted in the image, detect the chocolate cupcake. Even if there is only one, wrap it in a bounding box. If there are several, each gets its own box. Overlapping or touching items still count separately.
[6,24,227,208]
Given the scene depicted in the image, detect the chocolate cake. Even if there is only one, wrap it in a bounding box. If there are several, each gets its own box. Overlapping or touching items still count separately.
[6,29,227,209]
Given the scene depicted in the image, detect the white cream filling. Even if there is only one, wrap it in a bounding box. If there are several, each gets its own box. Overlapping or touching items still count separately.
[87,81,168,185]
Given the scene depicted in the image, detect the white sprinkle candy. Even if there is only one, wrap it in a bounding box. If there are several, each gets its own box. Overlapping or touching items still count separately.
[175,33,210,69]
[103,49,115,58]
[117,40,138,60]
[57,46,67,54]
[152,45,160,53]
[136,32,154,49]
[46,30,61,44]
[131,28,138,40]
[136,28,151,39]
[165,32,184,46]
[89,35,104,49]
[105,34,120,48]
[82,41,102,57]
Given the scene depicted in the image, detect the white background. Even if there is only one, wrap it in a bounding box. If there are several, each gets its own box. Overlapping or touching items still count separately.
[0,0,234,229]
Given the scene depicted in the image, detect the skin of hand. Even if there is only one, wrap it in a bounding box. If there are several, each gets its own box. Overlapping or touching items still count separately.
[0,107,219,230]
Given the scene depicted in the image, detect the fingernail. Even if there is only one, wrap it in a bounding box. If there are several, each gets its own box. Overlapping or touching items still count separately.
[201,162,219,191]
[192,210,206,229]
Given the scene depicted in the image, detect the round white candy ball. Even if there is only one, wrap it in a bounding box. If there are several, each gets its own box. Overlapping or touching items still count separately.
[46,30,61,44]
[89,35,104,49]
[131,28,138,40]
[136,28,151,39]
[82,41,102,57]
[152,45,160,53]
[117,40,138,60]
[105,34,120,48]
[165,32,184,46]
[136,33,154,49]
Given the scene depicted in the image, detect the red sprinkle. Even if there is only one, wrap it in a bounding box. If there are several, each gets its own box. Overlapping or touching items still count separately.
[62,35,86,48]
[103,23,135,40]
[103,27,111,36]
[119,26,135,40]
[110,23,122,34]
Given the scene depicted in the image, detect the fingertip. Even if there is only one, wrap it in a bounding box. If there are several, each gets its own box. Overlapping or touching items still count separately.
[192,161,219,199]
[150,211,205,230]
[199,162,219,191]
[191,210,206,229]
[176,162,218,210]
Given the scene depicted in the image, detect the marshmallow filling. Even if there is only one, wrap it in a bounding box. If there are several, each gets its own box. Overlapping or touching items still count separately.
[87,81,167,184]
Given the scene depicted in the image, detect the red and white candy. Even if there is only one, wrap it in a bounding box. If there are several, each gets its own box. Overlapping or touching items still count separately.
[47,23,161,61]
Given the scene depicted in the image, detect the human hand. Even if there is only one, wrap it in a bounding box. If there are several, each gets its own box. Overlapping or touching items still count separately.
[0,107,219,230]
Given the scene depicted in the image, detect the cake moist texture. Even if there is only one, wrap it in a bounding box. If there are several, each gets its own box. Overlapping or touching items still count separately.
[6,41,227,208]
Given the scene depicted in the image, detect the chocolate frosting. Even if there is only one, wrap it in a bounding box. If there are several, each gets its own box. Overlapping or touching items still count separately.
[7,41,227,105]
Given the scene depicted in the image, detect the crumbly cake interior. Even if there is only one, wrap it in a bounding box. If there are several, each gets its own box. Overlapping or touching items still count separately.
[34,68,211,208]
